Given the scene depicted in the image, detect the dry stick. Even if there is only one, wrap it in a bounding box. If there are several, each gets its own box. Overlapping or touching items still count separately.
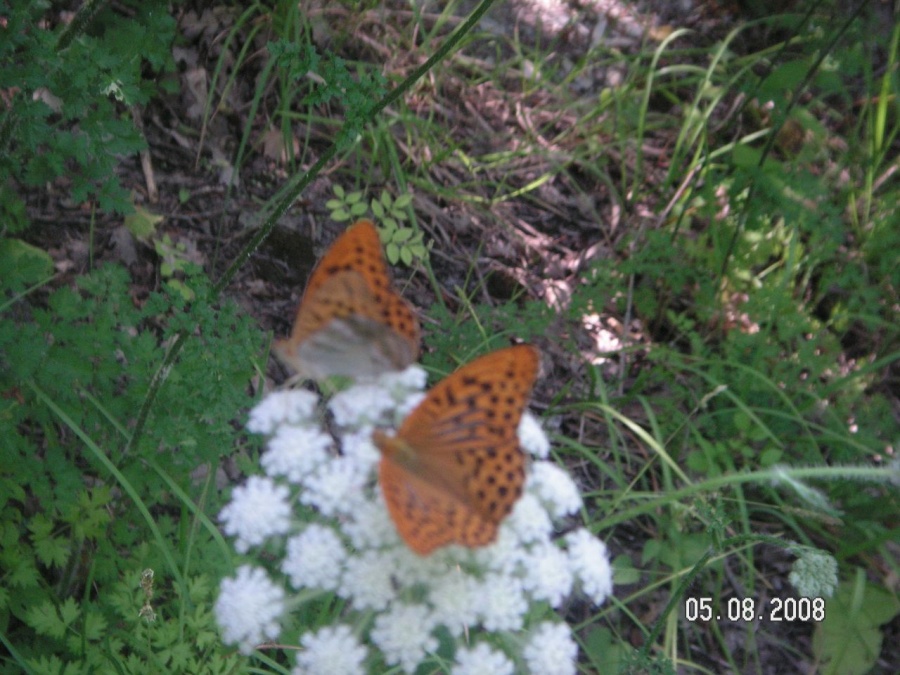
[125,0,500,457]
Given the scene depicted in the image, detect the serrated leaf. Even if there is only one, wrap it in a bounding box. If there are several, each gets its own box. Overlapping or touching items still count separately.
[345,191,363,204]
[371,200,385,218]
[84,609,108,641]
[332,209,351,221]
[324,199,344,209]
[27,600,68,638]
[395,193,413,208]
[400,246,412,266]
[0,238,54,289]
[379,192,392,207]
[350,202,368,216]
[34,533,69,569]
[333,185,345,198]
[59,597,80,625]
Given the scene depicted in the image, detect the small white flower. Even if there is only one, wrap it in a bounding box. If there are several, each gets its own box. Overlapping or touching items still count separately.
[472,528,521,573]
[376,364,428,395]
[523,621,578,675]
[261,425,332,483]
[427,568,479,638]
[220,476,291,553]
[506,492,553,544]
[341,549,398,611]
[472,573,527,632]
[394,389,427,419]
[789,548,838,598]
[519,412,550,458]
[340,499,401,551]
[247,390,319,434]
[520,542,573,607]
[215,565,284,654]
[370,603,437,674]
[565,529,613,606]
[452,642,515,675]
[391,545,456,586]
[329,383,395,428]
[299,456,367,517]
[529,461,583,518]
[339,429,381,472]
[294,624,367,675]
[283,524,346,591]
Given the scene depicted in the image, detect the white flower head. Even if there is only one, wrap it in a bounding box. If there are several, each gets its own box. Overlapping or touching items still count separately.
[520,542,574,608]
[294,624,367,675]
[224,359,597,674]
[472,572,527,632]
[377,364,428,396]
[341,549,399,612]
[519,412,551,458]
[299,456,367,517]
[339,428,381,473]
[427,569,479,638]
[565,528,613,606]
[247,389,319,434]
[215,565,284,654]
[370,603,438,674]
[219,476,291,553]
[261,424,332,483]
[523,621,578,675]
[283,524,347,591]
[340,498,401,551]
[329,382,395,428]
[529,460,583,519]
[506,492,553,544]
[452,642,515,675]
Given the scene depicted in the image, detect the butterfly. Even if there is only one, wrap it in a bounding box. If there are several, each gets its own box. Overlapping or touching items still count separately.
[372,345,540,555]
[274,219,420,381]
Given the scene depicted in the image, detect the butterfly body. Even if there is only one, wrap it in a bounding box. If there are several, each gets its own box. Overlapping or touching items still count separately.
[373,345,539,555]
[274,220,419,380]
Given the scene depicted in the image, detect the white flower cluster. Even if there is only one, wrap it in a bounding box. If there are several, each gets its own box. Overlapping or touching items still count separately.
[215,366,613,674]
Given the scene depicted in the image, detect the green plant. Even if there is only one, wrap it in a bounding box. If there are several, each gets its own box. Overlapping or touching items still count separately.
[326,187,429,267]
[0,0,177,218]
[371,192,428,267]
[0,264,263,672]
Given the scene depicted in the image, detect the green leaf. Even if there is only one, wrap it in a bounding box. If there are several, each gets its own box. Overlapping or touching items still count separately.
[371,200,385,218]
[812,579,900,675]
[386,242,399,265]
[392,227,413,243]
[124,205,164,242]
[0,237,54,293]
[27,600,69,638]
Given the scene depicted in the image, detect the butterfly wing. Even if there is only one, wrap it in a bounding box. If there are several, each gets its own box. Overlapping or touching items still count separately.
[374,345,540,554]
[275,220,420,378]
[378,457,498,555]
